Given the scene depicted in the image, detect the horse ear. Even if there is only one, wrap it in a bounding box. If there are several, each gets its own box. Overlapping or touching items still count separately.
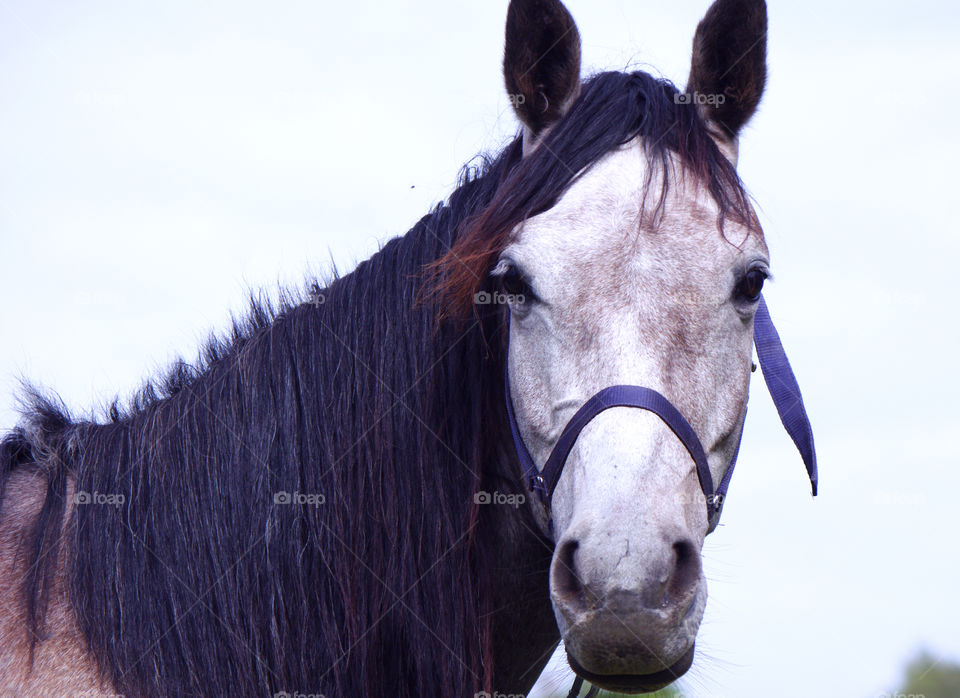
[686,0,767,143]
[503,0,582,149]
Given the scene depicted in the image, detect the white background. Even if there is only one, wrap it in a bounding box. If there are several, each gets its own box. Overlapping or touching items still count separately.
[1,2,958,696]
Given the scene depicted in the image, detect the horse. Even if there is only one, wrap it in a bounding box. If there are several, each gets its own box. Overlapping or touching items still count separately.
[0,0,817,695]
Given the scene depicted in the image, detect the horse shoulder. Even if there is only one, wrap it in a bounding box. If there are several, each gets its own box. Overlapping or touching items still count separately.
[0,469,115,697]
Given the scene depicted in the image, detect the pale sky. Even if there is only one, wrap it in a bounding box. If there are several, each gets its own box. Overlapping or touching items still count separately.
[1,2,958,697]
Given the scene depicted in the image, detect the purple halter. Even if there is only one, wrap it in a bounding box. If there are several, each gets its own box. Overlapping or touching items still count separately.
[504,296,818,533]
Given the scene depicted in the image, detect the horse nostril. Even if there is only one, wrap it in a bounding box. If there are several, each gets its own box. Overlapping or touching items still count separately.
[552,539,588,613]
[666,538,701,604]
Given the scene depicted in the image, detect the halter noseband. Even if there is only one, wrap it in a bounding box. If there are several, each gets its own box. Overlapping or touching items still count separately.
[504,296,818,534]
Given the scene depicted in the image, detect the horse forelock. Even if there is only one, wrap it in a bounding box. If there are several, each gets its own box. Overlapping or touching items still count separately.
[432,69,758,319]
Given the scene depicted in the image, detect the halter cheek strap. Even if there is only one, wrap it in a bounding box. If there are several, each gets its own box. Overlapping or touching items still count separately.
[504,295,818,533]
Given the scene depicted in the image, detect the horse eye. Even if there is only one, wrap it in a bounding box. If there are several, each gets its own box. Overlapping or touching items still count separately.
[498,267,532,301]
[738,268,767,302]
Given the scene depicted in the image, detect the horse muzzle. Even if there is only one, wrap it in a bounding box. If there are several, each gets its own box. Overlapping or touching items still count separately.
[550,524,706,691]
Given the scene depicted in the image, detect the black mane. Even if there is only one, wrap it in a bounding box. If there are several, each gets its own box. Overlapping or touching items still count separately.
[0,70,754,696]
